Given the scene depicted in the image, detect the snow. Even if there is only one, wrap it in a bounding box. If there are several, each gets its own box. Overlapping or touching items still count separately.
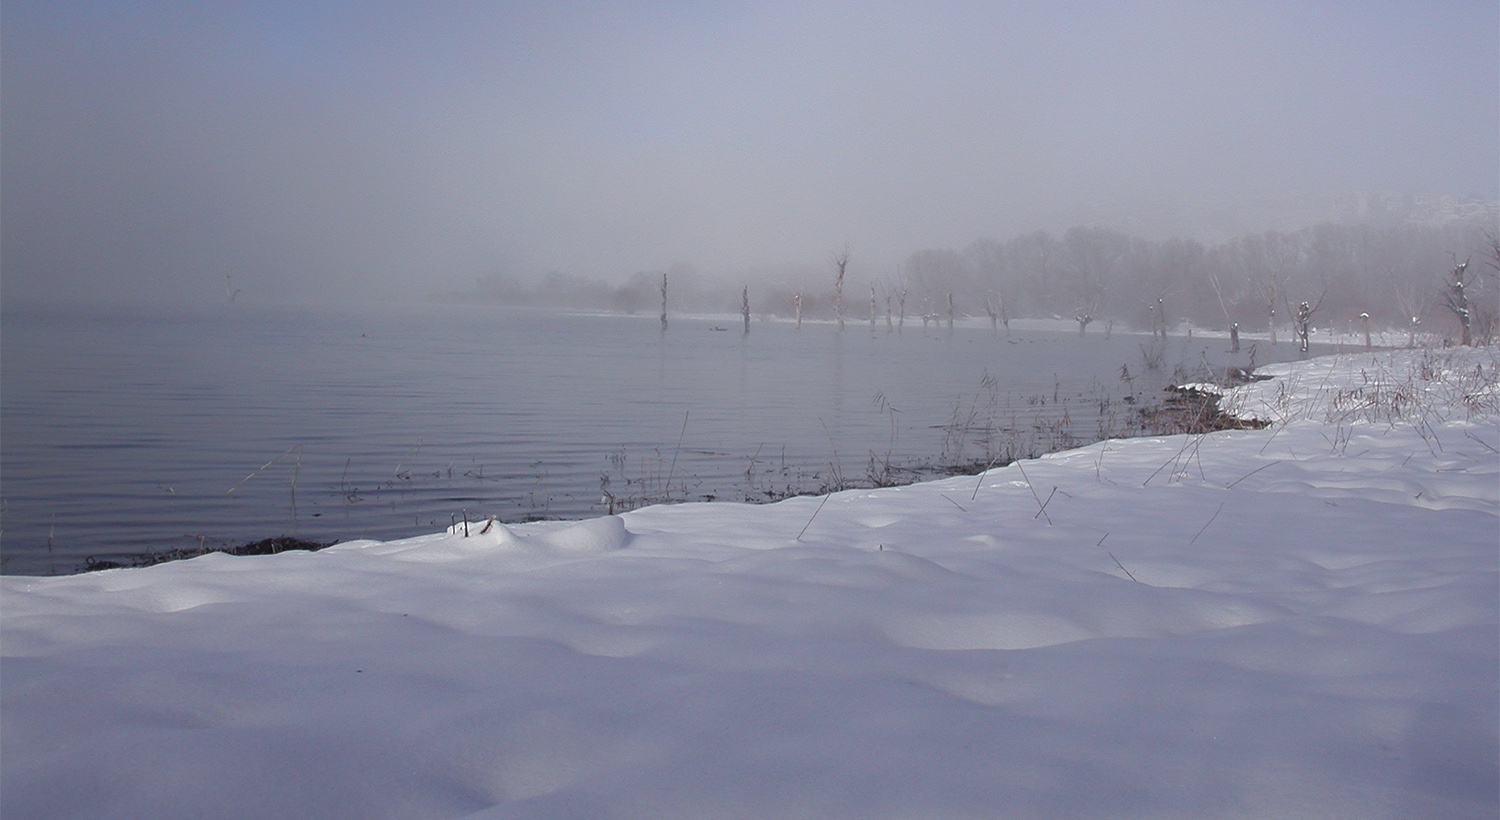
[4,348,1497,819]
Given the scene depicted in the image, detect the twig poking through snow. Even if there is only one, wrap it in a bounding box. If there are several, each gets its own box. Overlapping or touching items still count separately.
[796,494,831,541]
[1033,487,1057,521]
[664,411,689,500]
[1188,502,1225,546]
[1096,532,1140,583]
[1226,460,1282,489]
[1014,460,1052,526]
[1107,552,1139,583]
[1464,430,1499,454]
[971,467,988,501]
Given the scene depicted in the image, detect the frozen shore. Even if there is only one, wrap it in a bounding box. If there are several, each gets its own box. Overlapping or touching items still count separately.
[3,347,1497,819]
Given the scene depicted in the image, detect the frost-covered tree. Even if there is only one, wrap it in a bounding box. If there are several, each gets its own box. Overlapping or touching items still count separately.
[1443,258,1472,346]
[1289,294,1324,354]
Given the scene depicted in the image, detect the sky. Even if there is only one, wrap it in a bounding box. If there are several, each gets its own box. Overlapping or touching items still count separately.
[3,1,1496,306]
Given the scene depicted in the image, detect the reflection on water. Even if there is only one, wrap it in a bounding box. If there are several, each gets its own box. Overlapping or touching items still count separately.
[2,302,1327,574]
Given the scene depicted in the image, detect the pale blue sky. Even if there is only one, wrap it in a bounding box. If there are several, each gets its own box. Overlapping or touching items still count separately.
[4,0,1496,305]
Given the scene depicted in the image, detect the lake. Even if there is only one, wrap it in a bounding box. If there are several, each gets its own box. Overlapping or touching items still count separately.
[1,302,1328,574]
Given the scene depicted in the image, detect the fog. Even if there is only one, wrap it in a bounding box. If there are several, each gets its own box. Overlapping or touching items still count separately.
[3,1,1496,308]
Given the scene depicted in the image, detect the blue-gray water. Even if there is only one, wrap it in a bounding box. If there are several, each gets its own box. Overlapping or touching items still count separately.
[2,303,1326,575]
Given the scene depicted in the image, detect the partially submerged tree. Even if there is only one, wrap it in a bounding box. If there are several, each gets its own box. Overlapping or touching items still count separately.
[1260,273,1281,345]
[966,240,1016,337]
[1393,285,1428,349]
[1076,304,1096,335]
[1209,273,1235,348]
[832,248,849,330]
[1288,293,1325,354]
[1062,225,1125,332]
[991,291,1010,336]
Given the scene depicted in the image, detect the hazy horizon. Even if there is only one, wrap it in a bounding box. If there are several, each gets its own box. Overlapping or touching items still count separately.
[4,1,1496,308]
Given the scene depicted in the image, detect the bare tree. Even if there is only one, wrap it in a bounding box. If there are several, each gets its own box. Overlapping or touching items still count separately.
[741,286,750,335]
[1153,296,1167,338]
[1062,226,1125,329]
[1393,284,1429,348]
[1076,303,1096,335]
[1443,258,1473,346]
[1474,232,1500,343]
[1259,273,1281,346]
[1241,231,1302,346]
[832,247,849,330]
[1482,229,1500,282]
[1287,293,1325,353]
[966,238,1016,337]
[1208,272,1234,342]
[660,272,668,331]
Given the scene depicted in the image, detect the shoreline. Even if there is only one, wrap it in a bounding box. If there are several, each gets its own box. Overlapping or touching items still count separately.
[50,346,1475,577]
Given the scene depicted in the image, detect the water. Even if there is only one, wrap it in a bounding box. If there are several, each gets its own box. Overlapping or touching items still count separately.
[2,302,1324,574]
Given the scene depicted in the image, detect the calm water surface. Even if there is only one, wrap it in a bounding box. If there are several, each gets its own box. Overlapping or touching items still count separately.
[2,302,1323,574]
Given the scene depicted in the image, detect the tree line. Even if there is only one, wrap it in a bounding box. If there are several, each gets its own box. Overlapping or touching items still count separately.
[882,221,1498,344]
[458,219,1499,343]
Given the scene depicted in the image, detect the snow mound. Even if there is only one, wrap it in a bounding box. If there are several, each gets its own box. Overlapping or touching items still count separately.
[533,515,632,553]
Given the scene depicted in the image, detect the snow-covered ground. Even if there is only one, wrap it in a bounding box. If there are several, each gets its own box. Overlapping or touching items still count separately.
[4,348,1497,819]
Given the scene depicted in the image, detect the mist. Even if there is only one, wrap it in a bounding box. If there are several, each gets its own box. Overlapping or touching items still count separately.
[3,1,1496,308]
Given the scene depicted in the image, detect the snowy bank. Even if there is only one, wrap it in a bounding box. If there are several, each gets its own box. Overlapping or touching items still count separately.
[4,348,1497,819]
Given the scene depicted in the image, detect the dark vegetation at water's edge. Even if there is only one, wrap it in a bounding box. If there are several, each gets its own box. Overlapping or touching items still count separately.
[82,537,336,572]
[74,379,1266,574]
[601,364,1276,513]
[1139,385,1272,436]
